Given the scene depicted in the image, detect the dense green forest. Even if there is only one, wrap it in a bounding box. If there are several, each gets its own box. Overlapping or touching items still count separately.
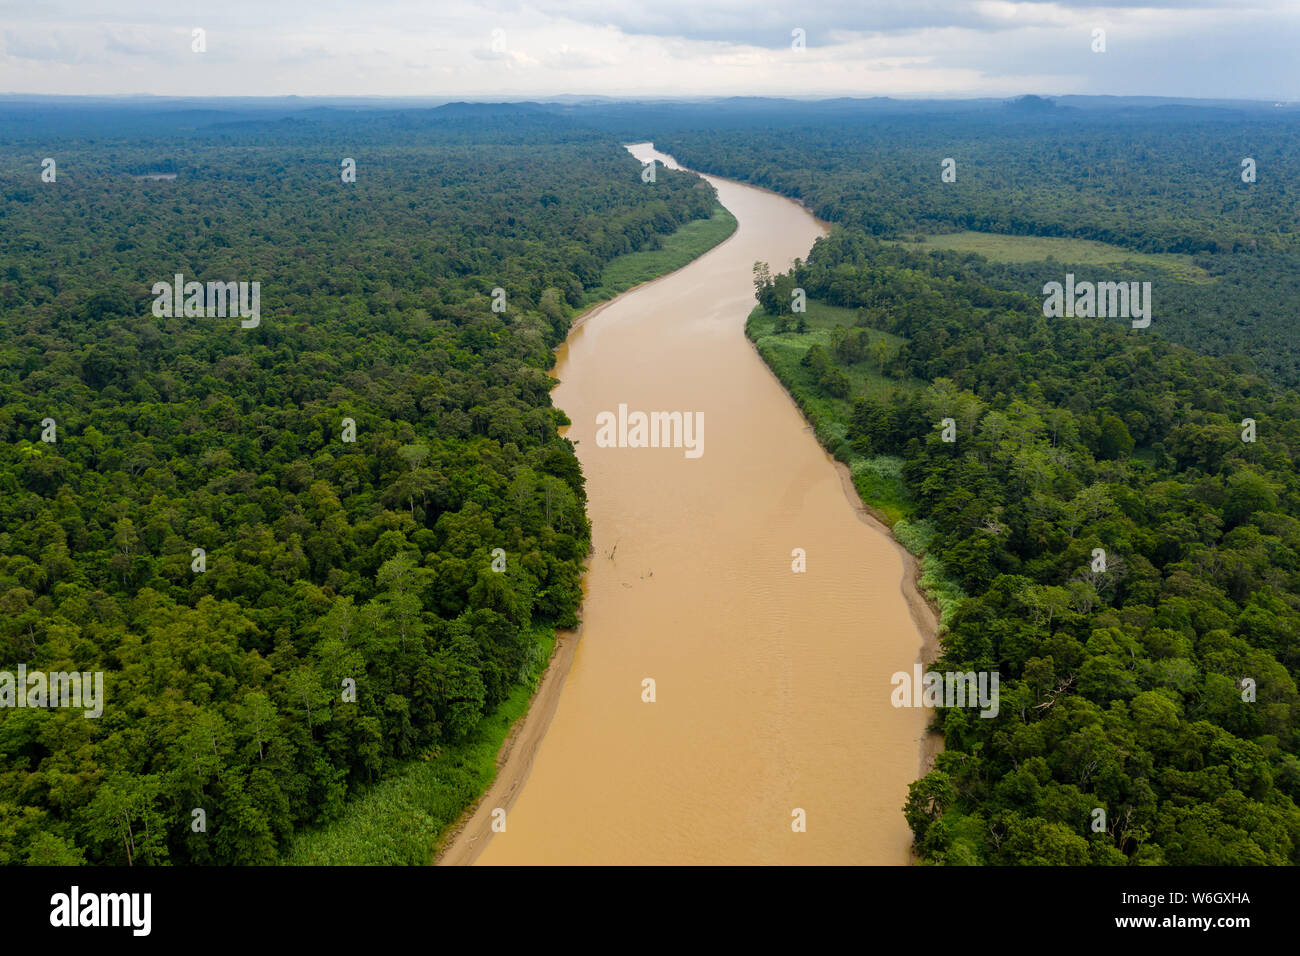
[748,230,1300,864]
[6,95,1299,867]
[568,99,1300,386]
[0,104,719,864]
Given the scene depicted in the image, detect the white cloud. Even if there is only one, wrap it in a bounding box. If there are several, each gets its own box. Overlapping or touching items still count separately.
[0,0,1295,98]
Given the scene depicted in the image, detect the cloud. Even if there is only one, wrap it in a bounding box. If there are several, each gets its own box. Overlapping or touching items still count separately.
[0,0,1294,98]
[511,0,1278,46]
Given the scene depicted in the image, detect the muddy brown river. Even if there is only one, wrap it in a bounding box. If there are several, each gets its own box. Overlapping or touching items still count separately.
[444,144,933,865]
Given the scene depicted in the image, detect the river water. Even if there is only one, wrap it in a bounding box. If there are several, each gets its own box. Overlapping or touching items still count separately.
[473,144,932,865]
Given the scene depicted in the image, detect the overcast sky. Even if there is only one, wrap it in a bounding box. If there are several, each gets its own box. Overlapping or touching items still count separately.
[2,0,1297,100]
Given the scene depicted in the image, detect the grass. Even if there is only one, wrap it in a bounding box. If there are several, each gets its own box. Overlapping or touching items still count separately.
[888,231,1214,282]
[893,518,968,628]
[748,300,920,435]
[746,299,967,627]
[851,455,912,526]
[578,203,738,306]
[283,628,556,865]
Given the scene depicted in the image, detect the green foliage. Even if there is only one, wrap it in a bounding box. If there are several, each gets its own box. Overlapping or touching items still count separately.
[579,204,736,305]
[0,106,720,864]
[645,108,1300,386]
[284,629,554,865]
[747,228,1300,863]
[887,231,1211,281]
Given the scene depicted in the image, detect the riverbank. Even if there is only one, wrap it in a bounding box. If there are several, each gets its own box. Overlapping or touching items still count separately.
[747,326,946,782]
[433,619,582,865]
[281,186,738,867]
[434,232,746,865]
[435,213,749,864]
[742,300,960,796]
[578,202,737,307]
[284,629,556,865]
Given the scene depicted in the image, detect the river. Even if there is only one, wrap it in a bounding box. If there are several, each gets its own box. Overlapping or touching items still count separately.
[439,144,935,865]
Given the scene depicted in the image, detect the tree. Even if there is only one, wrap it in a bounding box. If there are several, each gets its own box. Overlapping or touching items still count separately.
[85,775,168,866]
[1097,413,1135,459]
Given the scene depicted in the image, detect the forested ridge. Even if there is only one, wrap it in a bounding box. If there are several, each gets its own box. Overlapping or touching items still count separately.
[748,225,1300,864]
[0,105,717,864]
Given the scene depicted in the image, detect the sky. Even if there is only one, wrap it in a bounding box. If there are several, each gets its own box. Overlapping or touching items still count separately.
[1,0,1297,101]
